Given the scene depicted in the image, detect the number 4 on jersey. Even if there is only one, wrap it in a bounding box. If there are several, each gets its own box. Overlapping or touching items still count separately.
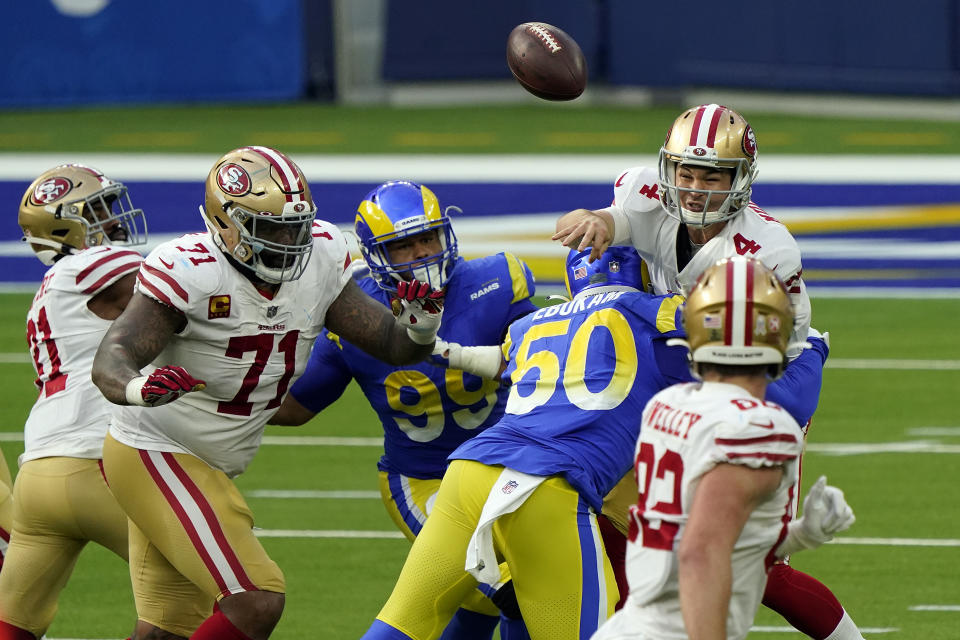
[734,233,761,256]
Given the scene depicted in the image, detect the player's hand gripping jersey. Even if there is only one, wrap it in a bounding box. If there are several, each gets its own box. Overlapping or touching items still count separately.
[452,287,686,512]
[610,166,811,356]
[289,252,536,479]
[24,245,143,464]
[108,221,352,477]
[623,382,804,640]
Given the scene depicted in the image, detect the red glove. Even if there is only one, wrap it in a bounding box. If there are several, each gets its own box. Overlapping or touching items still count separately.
[126,365,206,407]
[390,279,445,344]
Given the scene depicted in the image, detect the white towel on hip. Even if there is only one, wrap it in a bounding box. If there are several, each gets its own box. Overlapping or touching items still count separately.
[465,467,546,584]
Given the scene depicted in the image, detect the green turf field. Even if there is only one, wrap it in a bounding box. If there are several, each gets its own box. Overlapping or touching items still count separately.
[2,103,960,154]
[0,294,957,638]
[1,101,957,637]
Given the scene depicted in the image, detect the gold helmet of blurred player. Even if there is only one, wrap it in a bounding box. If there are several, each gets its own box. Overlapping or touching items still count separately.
[658,103,759,227]
[202,146,317,284]
[19,164,147,266]
[681,256,792,379]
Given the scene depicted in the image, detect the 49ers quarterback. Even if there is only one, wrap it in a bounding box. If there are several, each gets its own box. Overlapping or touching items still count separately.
[555,105,865,640]
[91,146,442,640]
[555,104,810,358]
[0,164,169,639]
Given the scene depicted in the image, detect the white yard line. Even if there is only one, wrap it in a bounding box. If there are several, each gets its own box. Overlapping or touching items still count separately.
[830,537,960,547]
[909,605,960,611]
[3,354,960,369]
[827,358,960,370]
[260,435,382,446]
[749,626,898,634]
[246,490,380,499]
[805,442,960,455]
[3,153,960,183]
[254,529,404,539]
[249,528,959,548]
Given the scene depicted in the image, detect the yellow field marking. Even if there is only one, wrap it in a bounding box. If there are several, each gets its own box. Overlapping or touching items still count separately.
[783,204,960,233]
[540,132,644,147]
[0,133,52,146]
[842,132,948,146]
[392,132,498,147]
[804,268,960,281]
[104,132,199,147]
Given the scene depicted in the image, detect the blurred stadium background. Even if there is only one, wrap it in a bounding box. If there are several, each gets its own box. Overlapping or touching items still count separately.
[1,1,960,638]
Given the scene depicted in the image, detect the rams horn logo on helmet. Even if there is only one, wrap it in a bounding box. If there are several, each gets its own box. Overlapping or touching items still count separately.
[30,177,72,205]
[217,164,252,196]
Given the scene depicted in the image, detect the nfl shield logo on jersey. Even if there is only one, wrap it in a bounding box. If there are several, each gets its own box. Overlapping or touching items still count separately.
[501,480,519,494]
[266,306,278,319]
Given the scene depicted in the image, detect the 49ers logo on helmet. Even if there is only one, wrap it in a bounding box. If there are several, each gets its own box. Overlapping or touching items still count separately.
[30,177,72,205]
[217,163,251,196]
[742,125,757,157]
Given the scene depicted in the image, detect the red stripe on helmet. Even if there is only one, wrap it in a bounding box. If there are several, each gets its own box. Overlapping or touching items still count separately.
[688,106,706,146]
[243,146,304,203]
[724,259,734,346]
[744,259,754,346]
[706,106,724,148]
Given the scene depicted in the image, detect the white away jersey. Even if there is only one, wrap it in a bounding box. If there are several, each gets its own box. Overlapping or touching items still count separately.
[619,382,803,640]
[610,166,810,356]
[108,221,352,477]
[23,246,143,465]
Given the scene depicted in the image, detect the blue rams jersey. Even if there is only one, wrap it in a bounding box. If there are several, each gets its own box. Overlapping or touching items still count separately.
[451,287,686,513]
[289,253,537,478]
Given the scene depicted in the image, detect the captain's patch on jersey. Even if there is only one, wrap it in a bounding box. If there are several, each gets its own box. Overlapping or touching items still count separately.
[208,295,231,319]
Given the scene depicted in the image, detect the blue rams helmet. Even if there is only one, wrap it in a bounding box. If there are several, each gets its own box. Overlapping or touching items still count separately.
[565,245,647,298]
[355,181,459,291]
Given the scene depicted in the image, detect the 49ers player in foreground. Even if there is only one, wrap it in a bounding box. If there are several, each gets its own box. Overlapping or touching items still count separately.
[591,257,855,640]
[0,164,159,639]
[92,146,442,640]
[555,105,864,640]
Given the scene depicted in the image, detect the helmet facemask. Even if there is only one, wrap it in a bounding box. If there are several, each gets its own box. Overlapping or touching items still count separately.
[202,146,317,284]
[216,202,315,284]
[657,103,759,228]
[658,151,755,227]
[355,181,460,293]
[19,165,147,266]
[364,211,458,292]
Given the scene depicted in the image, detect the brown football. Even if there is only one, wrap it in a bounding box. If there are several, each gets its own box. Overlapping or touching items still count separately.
[506,22,587,101]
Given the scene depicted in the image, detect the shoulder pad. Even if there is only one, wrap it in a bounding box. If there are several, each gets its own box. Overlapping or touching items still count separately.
[499,252,535,303]
[713,401,803,468]
[614,166,662,212]
[66,246,143,296]
[137,235,223,311]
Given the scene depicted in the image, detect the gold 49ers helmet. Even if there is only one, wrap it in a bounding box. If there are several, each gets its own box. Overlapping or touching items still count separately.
[18,164,147,266]
[680,256,793,378]
[658,104,759,227]
[202,146,317,284]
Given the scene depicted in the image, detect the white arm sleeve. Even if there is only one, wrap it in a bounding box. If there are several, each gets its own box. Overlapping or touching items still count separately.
[599,205,632,245]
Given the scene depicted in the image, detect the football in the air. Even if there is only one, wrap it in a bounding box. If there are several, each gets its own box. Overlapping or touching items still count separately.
[506,22,587,101]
